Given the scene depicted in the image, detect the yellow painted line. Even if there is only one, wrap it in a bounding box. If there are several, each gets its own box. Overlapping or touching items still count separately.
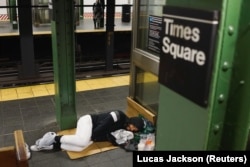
[0,75,129,101]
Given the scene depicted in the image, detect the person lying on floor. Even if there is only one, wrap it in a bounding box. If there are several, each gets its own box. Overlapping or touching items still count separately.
[30,110,145,152]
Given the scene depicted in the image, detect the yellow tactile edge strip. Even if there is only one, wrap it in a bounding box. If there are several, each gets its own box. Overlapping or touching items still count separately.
[0,75,129,101]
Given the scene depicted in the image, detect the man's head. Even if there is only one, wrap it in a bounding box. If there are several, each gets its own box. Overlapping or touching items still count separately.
[126,117,144,132]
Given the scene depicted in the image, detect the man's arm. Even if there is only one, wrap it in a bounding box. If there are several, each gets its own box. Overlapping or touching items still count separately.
[92,114,114,138]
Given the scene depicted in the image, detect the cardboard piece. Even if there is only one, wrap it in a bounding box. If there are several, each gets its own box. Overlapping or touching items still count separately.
[57,128,118,159]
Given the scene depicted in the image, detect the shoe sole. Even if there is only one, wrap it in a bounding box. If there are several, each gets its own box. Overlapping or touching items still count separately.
[30,145,53,151]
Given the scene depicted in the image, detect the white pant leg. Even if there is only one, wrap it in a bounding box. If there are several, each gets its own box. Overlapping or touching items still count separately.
[60,115,93,151]
[61,141,93,152]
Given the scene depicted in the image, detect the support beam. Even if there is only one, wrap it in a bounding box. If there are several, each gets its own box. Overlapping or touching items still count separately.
[106,0,115,70]
[51,0,77,130]
[79,0,83,19]
[219,0,250,150]
[9,0,18,29]
[17,0,39,78]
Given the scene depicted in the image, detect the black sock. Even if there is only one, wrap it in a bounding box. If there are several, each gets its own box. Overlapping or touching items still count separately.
[53,142,61,151]
[53,135,63,151]
[55,135,62,143]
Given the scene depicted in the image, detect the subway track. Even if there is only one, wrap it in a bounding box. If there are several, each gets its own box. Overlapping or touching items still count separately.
[0,58,130,88]
[0,16,132,88]
[0,28,132,88]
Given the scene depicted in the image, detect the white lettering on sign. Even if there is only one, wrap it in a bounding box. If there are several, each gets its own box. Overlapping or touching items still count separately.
[162,18,206,66]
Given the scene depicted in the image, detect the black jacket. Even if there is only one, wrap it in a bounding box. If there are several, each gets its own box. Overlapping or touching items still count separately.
[90,110,128,142]
[93,1,103,19]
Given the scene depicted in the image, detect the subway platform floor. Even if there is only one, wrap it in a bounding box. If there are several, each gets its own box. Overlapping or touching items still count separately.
[0,75,133,167]
[0,18,131,37]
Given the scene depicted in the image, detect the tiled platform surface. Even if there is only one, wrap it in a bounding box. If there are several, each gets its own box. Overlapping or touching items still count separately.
[0,75,129,101]
[0,75,133,167]
[0,17,131,37]
[0,12,123,21]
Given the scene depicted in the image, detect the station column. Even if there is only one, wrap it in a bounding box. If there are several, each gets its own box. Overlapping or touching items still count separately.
[106,0,115,70]
[9,0,18,29]
[51,0,77,130]
[17,0,39,78]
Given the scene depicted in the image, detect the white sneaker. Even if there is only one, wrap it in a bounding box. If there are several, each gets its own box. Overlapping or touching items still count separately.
[38,132,56,147]
[25,143,31,159]
[30,132,56,151]
[30,144,53,151]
